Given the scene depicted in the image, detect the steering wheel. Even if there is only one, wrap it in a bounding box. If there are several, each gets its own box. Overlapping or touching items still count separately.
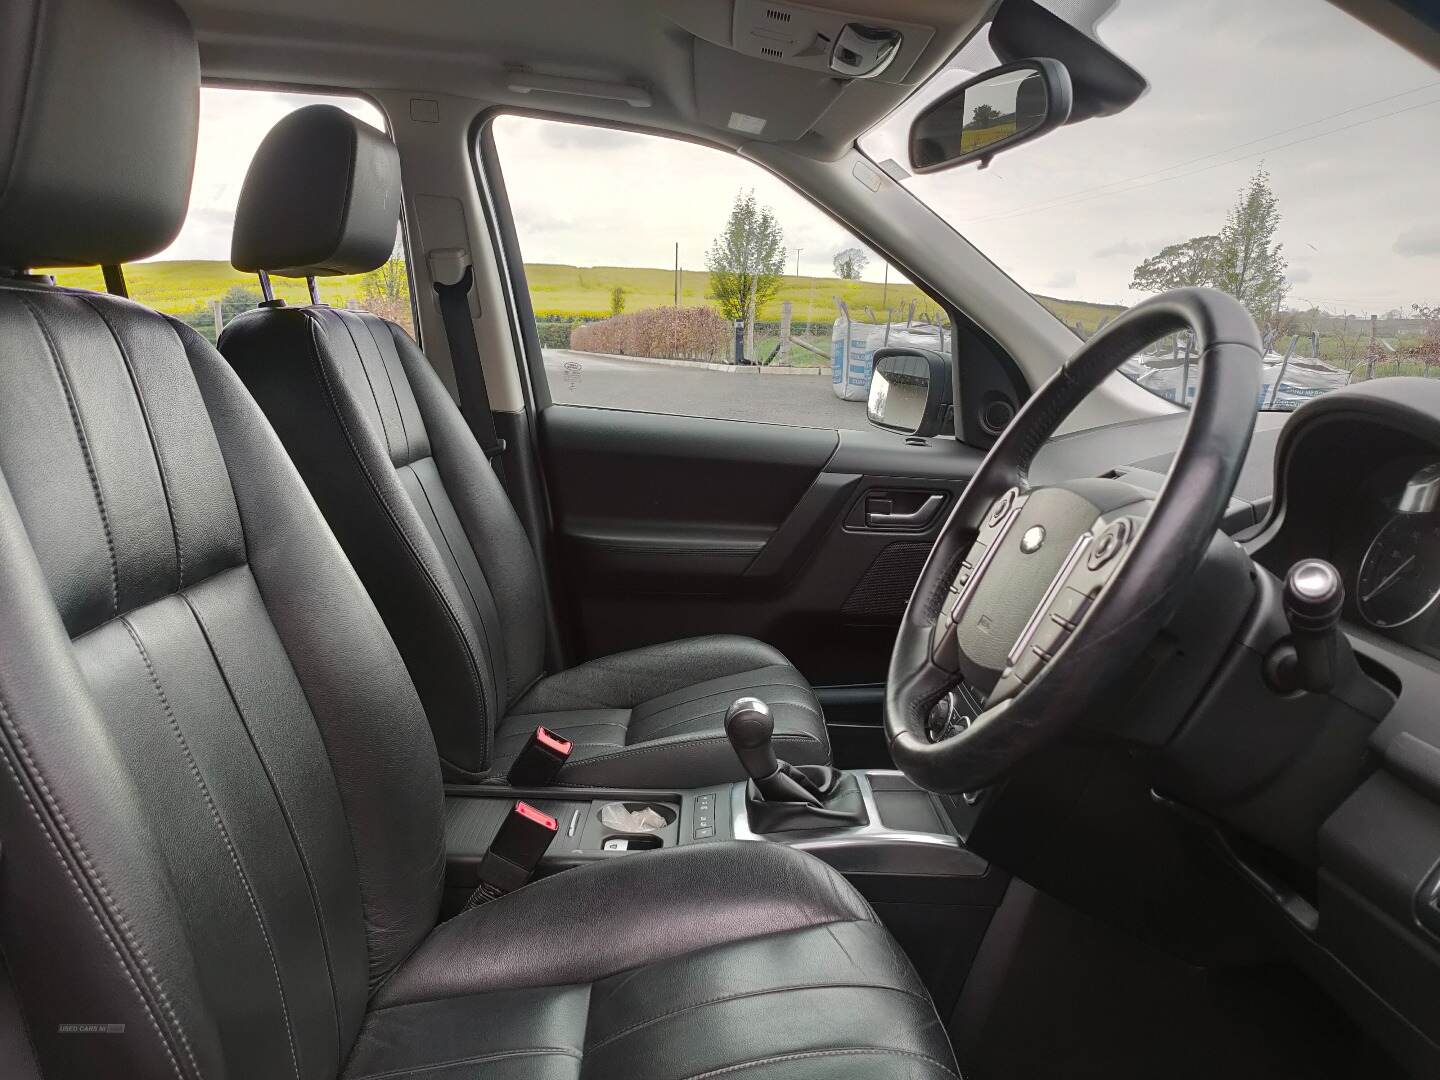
[886,288,1263,794]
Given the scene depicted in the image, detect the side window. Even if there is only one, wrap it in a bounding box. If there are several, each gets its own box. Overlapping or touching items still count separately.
[49,87,414,342]
[489,115,949,431]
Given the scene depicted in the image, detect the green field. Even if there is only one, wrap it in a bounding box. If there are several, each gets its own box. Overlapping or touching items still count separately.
[47,258,1124,340]
[49,261,373,314]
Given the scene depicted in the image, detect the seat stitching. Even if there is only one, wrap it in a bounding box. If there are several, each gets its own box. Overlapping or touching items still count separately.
[182,592,346,1065]
[332,309,400,463]
[18,293,120,614]
[0,691,198,1078]
[552,733,823,783]
[85,296,185,589]
[358,313,415,463]
[630,667,810,716]
[122,618,301,1080]
[405,460,506,692]
[586,981,932,1050]
[346,1045,582,1080]
[0,722,189,1079]
[635,692,822,741]
[161,318,249,565]
[494,719,630,743]
[300,311,492,770]
[674,1046,960,1080]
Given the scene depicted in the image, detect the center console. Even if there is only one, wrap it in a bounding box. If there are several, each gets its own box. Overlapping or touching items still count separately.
[443,695,1008,1014]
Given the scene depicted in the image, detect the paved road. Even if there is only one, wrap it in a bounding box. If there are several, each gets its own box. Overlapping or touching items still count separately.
[542,349,872,431]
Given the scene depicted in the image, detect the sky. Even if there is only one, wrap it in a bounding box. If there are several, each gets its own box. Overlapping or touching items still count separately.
[156,0,1437,317]
[862,0,1440,314]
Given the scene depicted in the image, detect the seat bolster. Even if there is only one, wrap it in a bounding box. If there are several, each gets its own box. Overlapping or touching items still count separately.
[510,634,795,714]
[182,320,447,988]
[388,321,547,705]
[505,635,830,786]
[371,841,876,1010]
[219,306,497,779]
[553,727,827,788]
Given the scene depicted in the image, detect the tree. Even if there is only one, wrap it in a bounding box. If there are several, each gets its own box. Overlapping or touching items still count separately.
[1129,235,1220,293]
[833,247,869,280]
[362,243,412,326]
[220,284,263,321]
[609,286,626,316]
[1128,167,1288,345]
[706,189,786,359]
[970,103,1002,127]
[1212,166,1288,336]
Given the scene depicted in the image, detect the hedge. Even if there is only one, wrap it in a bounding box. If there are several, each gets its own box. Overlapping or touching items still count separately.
[570,306,732,362]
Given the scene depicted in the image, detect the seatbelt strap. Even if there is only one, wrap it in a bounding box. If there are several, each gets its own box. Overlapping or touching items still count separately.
[431,256,507,481]
[101,264,128,298]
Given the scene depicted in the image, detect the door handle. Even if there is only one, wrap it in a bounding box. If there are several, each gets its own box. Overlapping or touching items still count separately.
[866,493,944,529]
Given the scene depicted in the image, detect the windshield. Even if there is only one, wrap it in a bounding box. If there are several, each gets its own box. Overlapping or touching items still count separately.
[860,0,1439,411]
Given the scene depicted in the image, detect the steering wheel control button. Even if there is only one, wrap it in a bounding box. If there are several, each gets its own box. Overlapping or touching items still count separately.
[1048,587,1092,629]
[1087,518,1132,571]
[987,488,1018,528]
[955,542,986,588]
[1012,646,1049,684]
[1029,616,1071,659]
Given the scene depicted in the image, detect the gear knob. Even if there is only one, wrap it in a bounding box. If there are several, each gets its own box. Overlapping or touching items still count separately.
[725,697,779,780]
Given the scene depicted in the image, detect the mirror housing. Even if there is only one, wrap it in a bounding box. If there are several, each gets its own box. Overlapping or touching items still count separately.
[867,348,954,437]
[909,58,1073,173]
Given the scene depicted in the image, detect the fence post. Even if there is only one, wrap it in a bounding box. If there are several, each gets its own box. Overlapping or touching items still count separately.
[210,300,224,340]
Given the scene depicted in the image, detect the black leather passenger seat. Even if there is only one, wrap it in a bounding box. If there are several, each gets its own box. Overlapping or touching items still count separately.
[0,2,959,1077]
[219,103,830,787]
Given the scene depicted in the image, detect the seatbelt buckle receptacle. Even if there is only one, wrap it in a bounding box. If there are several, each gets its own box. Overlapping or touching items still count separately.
[467,801,558,908]
[506,726,573,786]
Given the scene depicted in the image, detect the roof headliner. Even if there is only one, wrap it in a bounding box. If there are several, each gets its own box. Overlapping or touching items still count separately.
[182,0,994,158]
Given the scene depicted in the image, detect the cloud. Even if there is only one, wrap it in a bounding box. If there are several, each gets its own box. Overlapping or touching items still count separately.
[1093,239,1146,259]
[1287,268,1312,284]
[537,121,636,151]
[1394,225,1440,257]
[1043,269,1078,290]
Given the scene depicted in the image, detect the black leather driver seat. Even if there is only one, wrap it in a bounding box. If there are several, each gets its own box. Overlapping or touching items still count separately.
[217,104,830,786]
[0,2,959,1078]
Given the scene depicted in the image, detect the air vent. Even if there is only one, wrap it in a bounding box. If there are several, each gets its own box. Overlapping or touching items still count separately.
[760,46,784,58]
[766,8,792,22]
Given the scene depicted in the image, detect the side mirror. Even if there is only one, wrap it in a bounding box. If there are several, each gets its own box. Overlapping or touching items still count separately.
[910,58,1073,173]
[867,348,953,437]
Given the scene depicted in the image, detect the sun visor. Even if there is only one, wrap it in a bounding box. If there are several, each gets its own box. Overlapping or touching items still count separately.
[692,38,849,143]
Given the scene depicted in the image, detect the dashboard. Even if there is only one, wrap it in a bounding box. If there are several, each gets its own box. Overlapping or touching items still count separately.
[1250,421,1440,659]
[1033,379,1440,1073]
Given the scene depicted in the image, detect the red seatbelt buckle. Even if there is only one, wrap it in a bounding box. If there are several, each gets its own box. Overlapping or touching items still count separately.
[506,726,573,786]
[467,801,559,908]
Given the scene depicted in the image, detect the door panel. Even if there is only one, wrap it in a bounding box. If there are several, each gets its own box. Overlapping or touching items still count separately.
[540,404,983,689]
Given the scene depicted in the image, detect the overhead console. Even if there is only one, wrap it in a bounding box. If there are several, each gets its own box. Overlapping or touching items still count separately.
[661,0,984,150]
[725,0,935,82]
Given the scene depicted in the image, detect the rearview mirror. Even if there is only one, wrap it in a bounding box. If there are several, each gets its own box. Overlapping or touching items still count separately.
[867,349,953,437]
[910,58,1072,173]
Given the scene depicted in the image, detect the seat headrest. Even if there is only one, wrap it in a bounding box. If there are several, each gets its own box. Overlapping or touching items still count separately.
[0,0,199,271]
[232,105,401,279]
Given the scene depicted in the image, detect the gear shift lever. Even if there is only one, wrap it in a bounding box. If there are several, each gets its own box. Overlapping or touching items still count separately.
[724,697,822,806]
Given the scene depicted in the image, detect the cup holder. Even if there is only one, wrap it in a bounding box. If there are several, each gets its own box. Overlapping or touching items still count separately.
[597,801,677,834]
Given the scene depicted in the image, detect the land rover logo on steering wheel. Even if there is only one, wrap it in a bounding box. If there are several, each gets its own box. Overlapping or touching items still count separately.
[1020,526,1046,554]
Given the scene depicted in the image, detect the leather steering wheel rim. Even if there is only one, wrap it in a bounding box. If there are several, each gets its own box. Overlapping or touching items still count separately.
[885,287,1263,794]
